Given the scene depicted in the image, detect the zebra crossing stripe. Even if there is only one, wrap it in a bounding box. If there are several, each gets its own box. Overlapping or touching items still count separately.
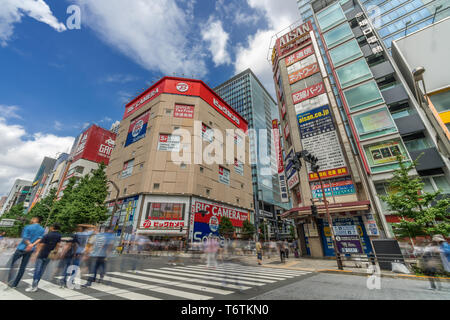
[183,265,291,280]
[0,285,32,300]
[23,279,98,300]
[162,267,268,286]
[139,269,250,291]
[106,272,213,300]
[78,279,160,300]
[204,264,310,276]
[109,271,232,296]
[153,267,263,288]
[170,266,275,283]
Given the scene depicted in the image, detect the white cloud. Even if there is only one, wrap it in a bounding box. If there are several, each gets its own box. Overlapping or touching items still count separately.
[234,0,300,97]
[0,105,22,119]
[53,120,63,131]
[0,0,66,46]
[73,0,207,77]
[0,117,74,196]
[201,18,231,67]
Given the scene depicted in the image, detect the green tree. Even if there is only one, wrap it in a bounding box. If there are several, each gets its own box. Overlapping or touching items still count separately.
[289,225,296,240]
[55,163,109,233]
[381,155,450,239]
[241,220,255,239]
[0,203,27,237]
[27,188,57,225]
[259,221,269,240]
[219,216,234,238]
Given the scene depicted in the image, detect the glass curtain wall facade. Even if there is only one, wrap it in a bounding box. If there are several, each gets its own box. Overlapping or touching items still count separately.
[300,0,450,50]
[214,69,291,225]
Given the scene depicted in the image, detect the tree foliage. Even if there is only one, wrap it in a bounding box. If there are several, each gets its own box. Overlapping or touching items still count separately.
[381,155,450,238]
[218,216,235,238]
[0,203,27,237]
[241,220,255,239]
[28,188,57,225]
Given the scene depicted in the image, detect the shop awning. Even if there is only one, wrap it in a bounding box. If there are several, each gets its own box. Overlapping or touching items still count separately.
[281,200,371,220]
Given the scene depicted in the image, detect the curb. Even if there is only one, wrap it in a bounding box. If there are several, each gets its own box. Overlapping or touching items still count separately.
[316,269,450,282]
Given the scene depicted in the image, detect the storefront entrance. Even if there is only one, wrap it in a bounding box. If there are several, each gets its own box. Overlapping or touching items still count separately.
[317,215,373,256]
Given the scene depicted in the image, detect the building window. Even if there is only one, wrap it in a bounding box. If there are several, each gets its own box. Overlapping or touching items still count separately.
[343,80,384,112]
[145,202,185,220]
[153,183,160,190]
[236,198,240,204]
[123,188,127,195]
[180,162,187,169]
[429,90,450,113]
[206,188,210,196]
[322,20,354,48]
[165,109,172,115]
[121,159,134,178]
[403,134,432,152]
[200,166,204,173]
[352,107,397,140]
[336,58,373,89]
[329,39,363,67]
[316,2,347,32]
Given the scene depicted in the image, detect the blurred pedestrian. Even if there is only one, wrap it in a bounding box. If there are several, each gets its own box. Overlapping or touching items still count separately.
[293,240,299,258]
[25,223,62,292]
[284,240,289,259]
[278,240,285,263]
[433,235,450,273]
[0,231,6,240]
[7,216,44,289]
[83,228,116,286]
[256,239,263,265]
[421,236,443,290]
[204,237,219,268]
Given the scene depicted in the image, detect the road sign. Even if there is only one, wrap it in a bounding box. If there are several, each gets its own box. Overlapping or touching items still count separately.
[0,219,16,227]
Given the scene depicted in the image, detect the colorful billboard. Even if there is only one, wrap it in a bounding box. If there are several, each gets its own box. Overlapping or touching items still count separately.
[297,105,347,181]
[310,176,355,198]
[192,201,249,228]
[285,44,315,67]
[72,125,116,165]
[288,63,320,84]
[273,119,289,202]
[174,104,195,119]
[292,82,326,105]
[125,111,150,147]
[157,134,180,151]
[366,140,404,165]
[274,21,313,58]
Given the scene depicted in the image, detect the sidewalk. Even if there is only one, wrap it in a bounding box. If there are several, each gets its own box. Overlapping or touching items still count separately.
[234,254,450,282]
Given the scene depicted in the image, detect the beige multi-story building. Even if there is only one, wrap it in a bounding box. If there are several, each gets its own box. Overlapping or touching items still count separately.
[105,77,253,242]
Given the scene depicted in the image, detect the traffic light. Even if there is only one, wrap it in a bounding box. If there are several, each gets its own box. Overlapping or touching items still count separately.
[311,164,320,173]
[311,204,318,217]
[293,157,302,171]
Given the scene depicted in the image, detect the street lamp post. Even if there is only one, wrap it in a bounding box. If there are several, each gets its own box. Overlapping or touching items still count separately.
[293,150,344,270]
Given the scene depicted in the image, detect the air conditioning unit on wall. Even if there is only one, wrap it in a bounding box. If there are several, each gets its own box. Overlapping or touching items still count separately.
[363,27,373,36]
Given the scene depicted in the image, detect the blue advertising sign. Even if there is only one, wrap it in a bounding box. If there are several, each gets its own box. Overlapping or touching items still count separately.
[125,111,150,147]
[297,105,335,139]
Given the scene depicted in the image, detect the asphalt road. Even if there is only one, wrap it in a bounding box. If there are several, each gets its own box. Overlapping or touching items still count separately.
[1,255,449,300]
[251,272,450,300]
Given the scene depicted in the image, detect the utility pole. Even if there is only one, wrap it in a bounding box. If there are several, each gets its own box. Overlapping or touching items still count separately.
[293,150,343,270]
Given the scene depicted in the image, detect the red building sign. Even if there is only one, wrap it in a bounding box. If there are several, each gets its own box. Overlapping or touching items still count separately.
[292,82,326,105]
[72,125,116,165]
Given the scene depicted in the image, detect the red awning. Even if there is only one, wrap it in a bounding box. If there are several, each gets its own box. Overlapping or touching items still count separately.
[281,200,371,219]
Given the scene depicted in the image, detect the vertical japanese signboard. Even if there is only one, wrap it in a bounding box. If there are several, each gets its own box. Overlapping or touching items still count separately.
[297,105,348,181]
[273,120,289,203]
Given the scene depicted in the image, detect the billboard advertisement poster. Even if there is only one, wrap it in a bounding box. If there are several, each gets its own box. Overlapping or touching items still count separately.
[318,217,373,256]
[297,105,347,181]
[72,126,116,165]
[367,140,403,165]
[275,21,313,57]
[285,44,315,67]
[287,172,299,190]
[335,235,363,254]
[218,166,230,185]
[288,62,320,84]
[363,213,380,236]
[157,134,180,151]
[125,111,150,147]
[234,158,244,176]
[273,120,289,203]
[121,159,134,178]
[202,123,214,142]
[192,201,249,228]
[292,82,325,105]
[142,220,185,229]
[124,83,162,119]
[310,176,355,198]
[174,104,195,119]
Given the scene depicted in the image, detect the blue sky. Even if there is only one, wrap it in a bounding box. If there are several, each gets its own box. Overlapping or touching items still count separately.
[0,0,299,195]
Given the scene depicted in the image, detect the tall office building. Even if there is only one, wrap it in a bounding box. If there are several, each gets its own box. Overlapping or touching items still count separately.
[299,0,450,51]
[214,69,292,239]
[300,0,450,238]
[27,157,57,212]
